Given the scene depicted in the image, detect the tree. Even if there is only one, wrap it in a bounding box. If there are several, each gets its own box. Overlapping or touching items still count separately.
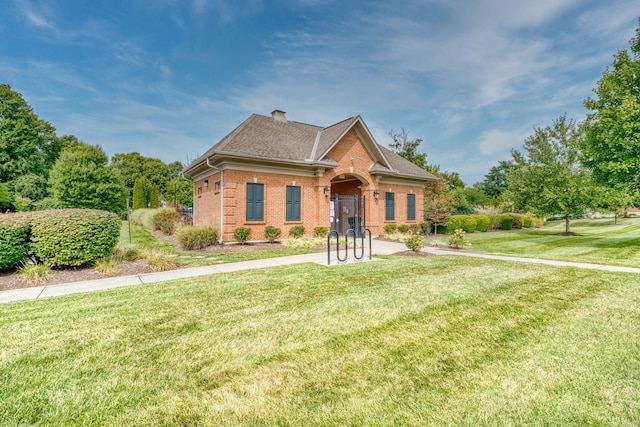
[0,84,61,185]
[424,178,452,234]
[48,143,126,213]
[464,183,487,207]
[582,22,640,195]
[111,152,183,198]
[507,115,593,234]
[132,177,146,210]
[425,164,464,190]
[132,176,161,209]
[388,128,427,169]
[482,160,515,206]
[0,182,11,211]
[592,184,634,225]
[167,176,194,208]
[14,173,48,202]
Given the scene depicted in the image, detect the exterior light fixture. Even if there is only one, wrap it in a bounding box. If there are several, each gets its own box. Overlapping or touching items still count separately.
[373,190,379,200]
[323,186,330,197]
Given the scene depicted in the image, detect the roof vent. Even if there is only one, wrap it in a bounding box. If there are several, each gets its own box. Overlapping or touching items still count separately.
[271,110,287,122]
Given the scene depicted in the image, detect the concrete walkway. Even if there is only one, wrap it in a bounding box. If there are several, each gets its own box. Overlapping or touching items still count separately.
[2,239,639,304]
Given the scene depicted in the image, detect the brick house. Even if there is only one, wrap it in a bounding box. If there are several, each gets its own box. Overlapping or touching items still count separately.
[182,110,437,242]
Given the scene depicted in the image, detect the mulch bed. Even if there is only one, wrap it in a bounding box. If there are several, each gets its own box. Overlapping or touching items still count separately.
[0,259,154,292]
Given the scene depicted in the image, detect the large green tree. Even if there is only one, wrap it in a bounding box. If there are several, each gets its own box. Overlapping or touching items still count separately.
[48,143,126,213]
[582,22,640,194]
[0,84,61,185]
[111,152,183,198]
[482,160,515,206]
[507,115,593,234]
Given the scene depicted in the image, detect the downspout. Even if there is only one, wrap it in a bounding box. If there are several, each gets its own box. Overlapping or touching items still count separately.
[206,158,224,244]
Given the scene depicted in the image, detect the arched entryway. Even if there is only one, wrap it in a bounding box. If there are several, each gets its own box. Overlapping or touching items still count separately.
[329,174,368,234]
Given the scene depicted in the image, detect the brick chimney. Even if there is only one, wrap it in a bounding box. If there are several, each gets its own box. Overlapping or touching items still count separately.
[271,110,287,122]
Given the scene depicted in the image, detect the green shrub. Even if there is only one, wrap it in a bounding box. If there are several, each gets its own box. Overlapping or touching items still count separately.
[447,215,476,234]
[233,227,252,245]
[33,197,60,211]
[0,213,32,270]
[523,216,533,228]
[289,225,305,238]
[409,224,420,235]
[144,250,175,272]
[111,245,141,262]
[508,213,524,229]
[152,208,180,235]
[177,226,219,250]
[313,226,329,238]
[531,217,544,227]
[488,214,502,230]
[29,209,121,267]
[265,226,282,243]
[449,229,471,249]
[18,261,52,285]
[398,224,410,234]
[384,223,397,234]
[471,214,490,232]
[420,222,431,235]
[499,214,514,230]
[405,235,424,252]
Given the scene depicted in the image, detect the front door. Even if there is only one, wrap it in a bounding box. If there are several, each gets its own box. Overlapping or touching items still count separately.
[331,194,365,235]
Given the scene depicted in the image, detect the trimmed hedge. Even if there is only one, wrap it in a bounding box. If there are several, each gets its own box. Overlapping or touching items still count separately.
[499,214,514,230]
[29,209,121,267]
[313,226,329,238]
[523,216,533,228]
[265,226,282,243]
[507,213,525,229]
[470,214,490,232]
[233,227,251,245]
[447,215,477,234]
[289,225,305,238]
[0,212,32,270]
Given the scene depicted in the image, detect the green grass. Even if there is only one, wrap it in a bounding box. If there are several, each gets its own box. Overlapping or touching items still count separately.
[118,221,316,267]
[1,256,639,425]
[465,217,640,266]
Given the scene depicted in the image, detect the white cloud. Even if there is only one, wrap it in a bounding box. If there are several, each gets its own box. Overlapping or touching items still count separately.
[476,128,530,156]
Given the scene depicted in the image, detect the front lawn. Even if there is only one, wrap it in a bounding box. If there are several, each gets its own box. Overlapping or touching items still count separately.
[465,217,640,267]
[1,256,638,425]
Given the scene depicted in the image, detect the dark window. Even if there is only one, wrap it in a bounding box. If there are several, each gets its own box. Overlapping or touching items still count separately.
[286,185,301,221]
[385,192,395,221]
[246,183,264,221]
[407,193,416,221]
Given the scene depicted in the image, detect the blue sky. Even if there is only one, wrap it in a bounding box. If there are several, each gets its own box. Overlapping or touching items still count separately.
[1,0,638,184]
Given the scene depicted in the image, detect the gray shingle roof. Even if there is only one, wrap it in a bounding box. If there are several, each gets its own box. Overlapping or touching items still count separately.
[184,113,438,182]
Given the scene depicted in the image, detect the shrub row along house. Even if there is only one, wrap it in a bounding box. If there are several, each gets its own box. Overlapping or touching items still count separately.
[182,110,437,242]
